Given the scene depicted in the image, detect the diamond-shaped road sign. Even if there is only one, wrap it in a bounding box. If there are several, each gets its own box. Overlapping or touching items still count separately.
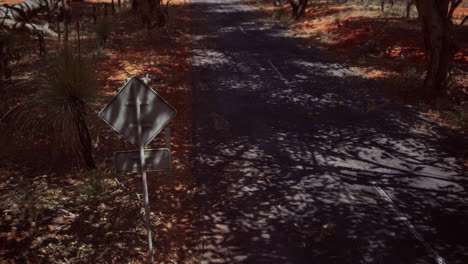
[99,76,176,264]
[99,77,177,147]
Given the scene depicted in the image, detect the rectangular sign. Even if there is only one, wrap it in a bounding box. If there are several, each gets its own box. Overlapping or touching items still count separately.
[114,149,171,173]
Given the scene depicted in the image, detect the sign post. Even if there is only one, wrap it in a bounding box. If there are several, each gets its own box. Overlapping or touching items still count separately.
[134,84,154,264]
[99,77,177,263]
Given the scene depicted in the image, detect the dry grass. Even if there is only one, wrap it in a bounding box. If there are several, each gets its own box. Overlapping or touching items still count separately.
[0,0,198,263]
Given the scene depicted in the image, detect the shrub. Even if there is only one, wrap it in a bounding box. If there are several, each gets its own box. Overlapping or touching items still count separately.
[10,48,98,169]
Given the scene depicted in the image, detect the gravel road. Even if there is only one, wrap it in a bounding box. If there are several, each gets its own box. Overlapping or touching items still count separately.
[191,1,468,263]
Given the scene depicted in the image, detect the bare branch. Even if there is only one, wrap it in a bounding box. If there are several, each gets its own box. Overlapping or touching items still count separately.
[1,18,57,37]
[448,0,462,19]
[0,0,68,36]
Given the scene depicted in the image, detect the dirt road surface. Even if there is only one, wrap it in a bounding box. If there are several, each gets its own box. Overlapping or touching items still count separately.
[191,0,468,263]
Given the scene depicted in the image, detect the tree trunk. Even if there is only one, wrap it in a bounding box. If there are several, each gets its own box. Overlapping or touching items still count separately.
[76,20,80,54]
[415,0,460,97]
[287,0,308,20]
[406,0,414,18]
[297,0,308,18]
[138,0,152,29]
[75,110,96,169]
[38,31,46,56]
[57,21,61,42]
[93,6,97,24]
[64,19,69,44]
[155,0,166,27]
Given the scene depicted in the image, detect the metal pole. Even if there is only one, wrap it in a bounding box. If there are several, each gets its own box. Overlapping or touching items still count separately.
[135,86,154,264]
[164,128,172,179]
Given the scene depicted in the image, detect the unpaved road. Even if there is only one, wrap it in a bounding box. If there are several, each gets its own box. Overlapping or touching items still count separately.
[191,1,468,263]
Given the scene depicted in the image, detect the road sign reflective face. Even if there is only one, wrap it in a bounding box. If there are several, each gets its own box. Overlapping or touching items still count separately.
[99,77,177,147]
[114,149,171,172]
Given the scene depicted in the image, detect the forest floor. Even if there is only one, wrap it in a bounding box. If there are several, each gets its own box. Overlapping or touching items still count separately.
[245,0,468,134]
[0,1,198,263]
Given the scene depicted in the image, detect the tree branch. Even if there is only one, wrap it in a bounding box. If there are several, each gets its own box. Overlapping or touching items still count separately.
[0,0,68,36]
[448,0,462,19]
[1,18,57,37]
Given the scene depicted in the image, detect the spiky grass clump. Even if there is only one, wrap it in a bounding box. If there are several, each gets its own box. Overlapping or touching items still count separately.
[37,48,97,107]
[79,169,114,199]
[8,48,98,169]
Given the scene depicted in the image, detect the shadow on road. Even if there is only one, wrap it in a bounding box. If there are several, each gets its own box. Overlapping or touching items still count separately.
[191,1,467,264]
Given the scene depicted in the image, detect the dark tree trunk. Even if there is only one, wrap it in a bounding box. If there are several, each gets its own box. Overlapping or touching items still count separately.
[76,20,80,54]
[287,0,308,20]
[64,20,69,44]
[380,0,394,11]
[138,0,152,29]
[155,0,166,27]
[57,21,61,42]
[38,31,46,56]
[406,0,414,18]
[61,0,69,44]
[136,0,165,28]
[415,0,461,97]
[93,6,97,24]
[75,109,96,169]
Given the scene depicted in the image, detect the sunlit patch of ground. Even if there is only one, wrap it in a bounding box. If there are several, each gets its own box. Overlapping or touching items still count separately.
[453,7,467,24]
[246,0,468,133]
[0,1,198,263]
[0,0,23,4]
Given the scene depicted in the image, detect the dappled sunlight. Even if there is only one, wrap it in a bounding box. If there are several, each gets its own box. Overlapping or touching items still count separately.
[247,0,467,105]
[192,0,467,263]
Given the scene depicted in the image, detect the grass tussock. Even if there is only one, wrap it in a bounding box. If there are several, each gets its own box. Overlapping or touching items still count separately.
[78,168,115,200]
[5,48,98,167]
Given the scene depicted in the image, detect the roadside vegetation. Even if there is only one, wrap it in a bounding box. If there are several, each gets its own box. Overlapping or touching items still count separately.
[247,0,467,132]
[0,0,197,263]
